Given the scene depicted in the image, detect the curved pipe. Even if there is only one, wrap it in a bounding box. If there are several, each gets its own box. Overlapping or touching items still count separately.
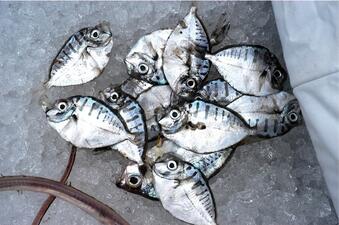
[0,176,130,225]
[32,145,77,225]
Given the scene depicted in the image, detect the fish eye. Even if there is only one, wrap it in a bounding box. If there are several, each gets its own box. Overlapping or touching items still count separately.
[109,92,119,102]
[138,63,149,74]
[91,29,100,39]
[167,160,178,171]
[273,70,283,80]
[57,102,67,111]
[170,109,181,120]
[127,175,141,188]
[288,112,298,123]
[186,78,196,89]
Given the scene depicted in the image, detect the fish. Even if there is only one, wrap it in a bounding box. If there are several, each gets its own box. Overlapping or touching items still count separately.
[159,99,254,153]
[153,154,217,225]
[205,45,287,96]
[43,96,137,149]
[163,7,210,98]
[227,92,300,137]
[46,22,113,87]
[100,86,147,164]
[125,29,172,85]
[116,140,232,199]
[197,78,243,106]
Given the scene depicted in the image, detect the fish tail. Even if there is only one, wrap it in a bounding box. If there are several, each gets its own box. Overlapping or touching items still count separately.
[44,80,53,88]
[190,6,197,15]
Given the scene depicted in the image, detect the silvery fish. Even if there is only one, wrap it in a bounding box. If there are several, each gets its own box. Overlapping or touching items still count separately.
[125,29,172,85]
[43,96,136,149]
[153,155,216,225]
[46,22,113,87]
[163,7,210,98]
[159,100,254,153]
[227,92,299,136]
[135,85,173,140]
[197,78,242,106]
[117,140,232,199]
[205,45,287,96]
[234,99,302,138]
[100,86,146,164]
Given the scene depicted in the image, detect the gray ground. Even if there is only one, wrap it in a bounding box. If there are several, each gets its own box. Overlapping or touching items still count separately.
[0,1,337,225]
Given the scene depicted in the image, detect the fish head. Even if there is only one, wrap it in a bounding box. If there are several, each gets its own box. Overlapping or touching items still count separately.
[45,98,76,123]
[99,85,128,110]
[176,76,200,99]
[281,99,302,126]
[116,163,146,194]
[86,22,113,47]
[153,153,192,180]
[158,106,188,134]
[125,53,165,84]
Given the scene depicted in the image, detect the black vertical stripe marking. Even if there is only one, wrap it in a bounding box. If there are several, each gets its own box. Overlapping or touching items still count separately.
[126,115,139,123]
[264,118,268,132]
[273,119,278,133]
[224,81,229,96]
[214,82,218,98]
[214,107,218,120]
[68,42,76,53]
[253,49,259,63]
[205,104,210,120]
[62,50,71,60]
[195,102,200,116]
[192,180,204,190]
[244,48,248,61]
[222,110,225,120]
[89,102,98,116]
[97,107,103,119]
[79,98,88,111]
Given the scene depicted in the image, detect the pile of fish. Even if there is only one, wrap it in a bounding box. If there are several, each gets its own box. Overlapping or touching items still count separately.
[42,7,302,225]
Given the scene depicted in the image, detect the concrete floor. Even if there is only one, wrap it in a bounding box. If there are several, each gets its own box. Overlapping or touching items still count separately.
[0,2,337,225]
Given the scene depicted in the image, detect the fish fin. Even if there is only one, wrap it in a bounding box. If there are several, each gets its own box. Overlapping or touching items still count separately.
[204,53,214,61]
[128,132,144,147]
[210,12,231,48]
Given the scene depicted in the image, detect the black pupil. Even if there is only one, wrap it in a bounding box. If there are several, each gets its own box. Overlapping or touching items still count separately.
[140,65,146,72]
[169,162,175,169]
[129,176,139,185]
[93,31,98,38]
[112,93,118,100]
[274,71,281,79]
[59,104,66,110]
[289,113,297,121]
[172,111,178,118]
[187,80,194,87]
